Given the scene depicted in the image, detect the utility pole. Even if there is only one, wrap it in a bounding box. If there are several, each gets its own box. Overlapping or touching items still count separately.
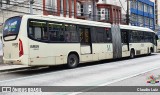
[0,0,2,8]
[92,0,96,21]
[0,0,4,23]
[6,0,10,4]
[29,0,34,14]
[126,0,130,25]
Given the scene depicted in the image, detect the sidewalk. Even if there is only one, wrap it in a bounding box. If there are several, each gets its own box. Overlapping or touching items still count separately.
[0,63,29,72]
[0,56,29,72]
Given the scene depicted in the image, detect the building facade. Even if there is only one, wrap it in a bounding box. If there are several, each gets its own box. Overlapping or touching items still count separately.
[150,0,160,32]
[0,0,156,31]
[0,0,43,23]
[97,0,155,30]
[43,0,98,21]
[0,0,43,33]
[130,0,155,30]
[150,0,160,26]
[96,3,122,24]
[76,0,97,21]
[43,0,77,18]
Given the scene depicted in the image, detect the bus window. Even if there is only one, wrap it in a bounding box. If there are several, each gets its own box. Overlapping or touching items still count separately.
[64,24,78,42]
[28,20,48,41]
[34,27,41,39]
[131,30,139,43]
[48,22,64,42]
[105,29,112,43]
[3,16,21,41]
[140,31,144,42]
[121,29,128,44]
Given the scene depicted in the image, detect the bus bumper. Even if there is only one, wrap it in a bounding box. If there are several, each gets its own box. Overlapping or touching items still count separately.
[3,55,28,65]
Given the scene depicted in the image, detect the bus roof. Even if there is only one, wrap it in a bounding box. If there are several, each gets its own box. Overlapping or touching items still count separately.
[23,15,111,28]
[20,15,154,33]
[120,24,155,33]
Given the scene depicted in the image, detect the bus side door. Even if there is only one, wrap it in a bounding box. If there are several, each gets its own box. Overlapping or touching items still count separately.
[79,26,92,54]
[121,29,130,57]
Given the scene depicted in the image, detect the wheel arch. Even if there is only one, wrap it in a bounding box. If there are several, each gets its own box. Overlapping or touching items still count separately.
[130,48,135,53]
[150,47,154,53]
[68,51,80,62]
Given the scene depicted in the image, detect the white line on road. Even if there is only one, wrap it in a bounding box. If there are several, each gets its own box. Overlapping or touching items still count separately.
[68,66,160,95]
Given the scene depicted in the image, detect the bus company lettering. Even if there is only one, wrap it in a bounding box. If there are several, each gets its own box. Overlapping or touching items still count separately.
[12,43,18,47]
[30,45,39,50]
[30,45,39,48]
[107,45,111,51]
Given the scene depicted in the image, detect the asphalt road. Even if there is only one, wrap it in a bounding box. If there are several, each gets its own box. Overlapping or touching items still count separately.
[0,53,160,95]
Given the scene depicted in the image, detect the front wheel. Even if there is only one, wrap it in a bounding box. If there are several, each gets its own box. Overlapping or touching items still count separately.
[67,54,79,68]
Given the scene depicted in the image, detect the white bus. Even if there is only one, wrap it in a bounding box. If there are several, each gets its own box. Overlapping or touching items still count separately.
[2,15,158,68]
[157,33,160,52]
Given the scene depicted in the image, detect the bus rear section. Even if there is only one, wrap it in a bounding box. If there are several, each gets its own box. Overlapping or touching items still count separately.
[3,16,28,65]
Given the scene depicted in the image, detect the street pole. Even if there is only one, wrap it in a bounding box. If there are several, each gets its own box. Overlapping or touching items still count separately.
[29,0,33,15]
[0,0,4,24]
[92,0,96,21]
[126,0,130,25]
[0,0,2,8]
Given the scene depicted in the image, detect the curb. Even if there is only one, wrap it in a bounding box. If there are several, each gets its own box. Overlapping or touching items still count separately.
[0,66,31,72]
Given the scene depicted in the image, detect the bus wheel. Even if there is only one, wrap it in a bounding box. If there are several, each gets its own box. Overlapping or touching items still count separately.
[67,54,79,68]
[148,47,153,55]
[130,50,135,59]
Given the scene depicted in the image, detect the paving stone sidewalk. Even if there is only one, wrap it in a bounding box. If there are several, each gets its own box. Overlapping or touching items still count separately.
[0,56,29,72]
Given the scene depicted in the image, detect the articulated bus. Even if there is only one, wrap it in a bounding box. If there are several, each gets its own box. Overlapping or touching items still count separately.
[157,34,160,52]
[2,15,158,68]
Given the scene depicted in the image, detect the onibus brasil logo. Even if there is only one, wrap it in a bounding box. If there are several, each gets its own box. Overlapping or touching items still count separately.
[147,75,160,84]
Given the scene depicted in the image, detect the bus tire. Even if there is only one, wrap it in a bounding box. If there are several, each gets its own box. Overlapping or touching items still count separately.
[149,47,153,55]
[130,49,135,59]
[67,54,79,68]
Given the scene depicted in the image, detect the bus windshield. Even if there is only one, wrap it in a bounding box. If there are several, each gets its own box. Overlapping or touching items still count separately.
[3,16,21,40]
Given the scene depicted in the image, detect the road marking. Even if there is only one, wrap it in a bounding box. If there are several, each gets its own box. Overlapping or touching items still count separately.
[0,58,137,83]
[0,59,159,84]
[0,68,69,83]
[68,66,160,95]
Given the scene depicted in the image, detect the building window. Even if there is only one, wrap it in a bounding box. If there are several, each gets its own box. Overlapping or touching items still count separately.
[60,0,63,14]
[72,0,74,16]
[77,2,81,16]
[45,0,57,13]
[80,4,84,16]
[149,6,153,14]
[144,17,149,27]
[105,9,109,21]
[138,15,143,27]
[131,14,137,24]
[150,19,153,26]
[144,4,148,12]
[138,2,143,11]
[131,0,137,9]
[97,9,101,20]
[66,0,69,15]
